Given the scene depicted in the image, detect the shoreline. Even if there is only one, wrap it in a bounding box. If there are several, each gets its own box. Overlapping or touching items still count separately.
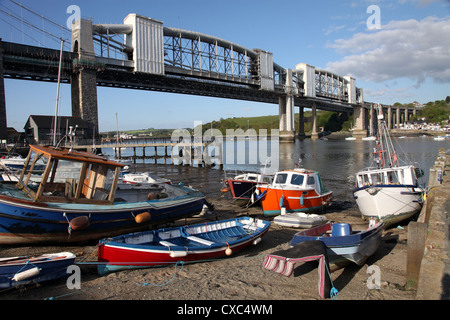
[0,195,417,301]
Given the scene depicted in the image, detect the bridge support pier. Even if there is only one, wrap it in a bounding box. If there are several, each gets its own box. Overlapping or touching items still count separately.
[387,105,392,130]
[298,106,305,139]
[279,96,295,142]
[311,103,319,139]
[278,69,296,142]
[369,103,374,137]
[352,104,367,138]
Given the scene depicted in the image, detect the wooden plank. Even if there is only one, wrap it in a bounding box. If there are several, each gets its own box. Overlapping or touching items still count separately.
[75,162,88,199]
[35,157,54,201]
[107,167,121,203]
[406,221,428,290]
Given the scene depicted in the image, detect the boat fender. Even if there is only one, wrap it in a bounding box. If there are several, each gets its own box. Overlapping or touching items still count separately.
[300,194,304,207]
[220,187,229,193]
[225,244,232,256]
[135,211,151,224]
[169,251,188,258]
[279,196,284,208]
[12,267,41,282]
[253,237,261,245]
[69,216,91,231]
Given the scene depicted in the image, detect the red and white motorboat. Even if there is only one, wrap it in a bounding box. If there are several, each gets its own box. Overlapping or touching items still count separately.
[258,168,333,217]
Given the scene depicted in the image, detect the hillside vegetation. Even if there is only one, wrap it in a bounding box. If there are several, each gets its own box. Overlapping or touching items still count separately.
[103,96,449,137]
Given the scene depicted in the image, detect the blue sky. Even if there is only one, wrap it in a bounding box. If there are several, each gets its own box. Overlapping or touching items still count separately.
[1,0,449,132]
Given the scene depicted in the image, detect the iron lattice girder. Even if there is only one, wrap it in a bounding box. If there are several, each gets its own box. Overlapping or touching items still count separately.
[163,28,257,84]
[314,70,347,101]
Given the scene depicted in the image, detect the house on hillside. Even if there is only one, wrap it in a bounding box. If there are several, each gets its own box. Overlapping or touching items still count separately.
[24,115,92,145]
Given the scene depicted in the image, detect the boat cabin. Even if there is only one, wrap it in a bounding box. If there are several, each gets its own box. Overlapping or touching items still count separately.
[271,169,327,193]
[15,145,124,205]
[355,165,418,188]
[234,173,273,184]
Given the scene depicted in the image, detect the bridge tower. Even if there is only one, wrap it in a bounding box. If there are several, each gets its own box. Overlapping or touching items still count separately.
[71,19,100,139]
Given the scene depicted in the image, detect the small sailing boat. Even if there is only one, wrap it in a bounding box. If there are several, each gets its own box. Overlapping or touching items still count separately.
[97,216,270,274]
[0,252,76,289]
[353,104,425,227]
[289,221,384,266]
[273,212,328,228]
[223,172,273,206]
[0,145,205,245]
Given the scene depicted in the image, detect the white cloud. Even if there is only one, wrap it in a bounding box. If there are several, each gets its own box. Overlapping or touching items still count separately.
[363,86,416,101]
[325,16,450,86]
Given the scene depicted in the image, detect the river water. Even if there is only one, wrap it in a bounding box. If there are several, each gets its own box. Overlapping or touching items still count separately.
[102,136,448,202]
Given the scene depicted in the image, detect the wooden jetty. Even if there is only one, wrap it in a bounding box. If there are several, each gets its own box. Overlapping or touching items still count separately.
[72,141,223,168]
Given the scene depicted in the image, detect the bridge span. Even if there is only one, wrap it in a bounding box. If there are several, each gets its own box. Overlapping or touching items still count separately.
[0,13,417,142]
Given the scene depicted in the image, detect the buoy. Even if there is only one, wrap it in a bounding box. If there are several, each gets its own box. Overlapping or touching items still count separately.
[220,188,229,193]
[225,247,232,256]
[69,216,90,231]
[135,211,151,224]
[12,267,41,282]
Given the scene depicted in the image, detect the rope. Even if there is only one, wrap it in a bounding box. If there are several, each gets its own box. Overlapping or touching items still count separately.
[12,260,40,279]
[324,261,339,300]
[136,261,184,287]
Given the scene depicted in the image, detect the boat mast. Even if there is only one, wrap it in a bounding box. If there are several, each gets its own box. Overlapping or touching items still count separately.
[52,39,64,146]
[375,103,398,168]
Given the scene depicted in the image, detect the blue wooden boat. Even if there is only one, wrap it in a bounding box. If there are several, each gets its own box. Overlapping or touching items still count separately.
[0,145,205,245]
[97,216,271,275]
[0,252,76,289]
[290,221,384,266]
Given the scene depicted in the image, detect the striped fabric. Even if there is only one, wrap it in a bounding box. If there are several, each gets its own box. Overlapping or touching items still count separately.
[263,254,327,299]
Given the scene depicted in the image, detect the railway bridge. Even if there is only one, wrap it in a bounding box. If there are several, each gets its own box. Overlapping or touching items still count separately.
[0,13,417,142]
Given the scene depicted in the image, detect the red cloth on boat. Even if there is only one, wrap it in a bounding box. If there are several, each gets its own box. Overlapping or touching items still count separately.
[263,240,332,299]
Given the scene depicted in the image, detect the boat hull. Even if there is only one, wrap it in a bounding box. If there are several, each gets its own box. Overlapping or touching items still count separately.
[258,187,333,216]
[290,222,384,266]
[97,217,270,274]
[226,179,257,201]
[0,185,205,245]
[353,185,422,227]
[0,252,76,289]
[273,213,328,228]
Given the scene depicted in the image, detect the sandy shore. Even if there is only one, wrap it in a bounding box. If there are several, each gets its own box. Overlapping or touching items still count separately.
[0,194,416,301]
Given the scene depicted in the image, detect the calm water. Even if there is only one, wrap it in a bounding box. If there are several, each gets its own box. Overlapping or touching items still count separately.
[102,136,448,201]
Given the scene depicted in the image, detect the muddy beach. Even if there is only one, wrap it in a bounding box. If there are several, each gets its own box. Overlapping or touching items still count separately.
[0,163,417,302]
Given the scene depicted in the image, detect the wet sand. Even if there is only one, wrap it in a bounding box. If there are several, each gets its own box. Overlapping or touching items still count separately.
[0,164,417,301]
